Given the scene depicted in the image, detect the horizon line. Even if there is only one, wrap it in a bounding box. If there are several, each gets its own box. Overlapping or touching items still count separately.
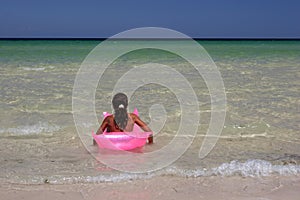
[0,37,300,40]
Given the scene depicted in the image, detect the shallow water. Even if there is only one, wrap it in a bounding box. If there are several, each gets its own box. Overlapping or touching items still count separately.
[0,40,299,184]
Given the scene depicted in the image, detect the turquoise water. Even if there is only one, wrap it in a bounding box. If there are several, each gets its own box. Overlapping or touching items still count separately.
[0,40,299,184]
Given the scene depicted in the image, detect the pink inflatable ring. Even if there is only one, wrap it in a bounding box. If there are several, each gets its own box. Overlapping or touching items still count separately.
[92,108,152,150]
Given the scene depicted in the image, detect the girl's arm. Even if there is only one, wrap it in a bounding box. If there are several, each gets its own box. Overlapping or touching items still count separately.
[96,117,109,135]
[131,114,153,144]
[93,117,109,145]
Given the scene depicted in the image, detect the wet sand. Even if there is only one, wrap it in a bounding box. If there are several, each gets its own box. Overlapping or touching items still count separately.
[1,175,300,200]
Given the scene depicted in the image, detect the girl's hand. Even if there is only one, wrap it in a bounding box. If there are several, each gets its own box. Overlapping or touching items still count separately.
[148,135,153,144]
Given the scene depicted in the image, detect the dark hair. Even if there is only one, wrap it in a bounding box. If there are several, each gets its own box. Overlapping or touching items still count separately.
[112,93,128,130]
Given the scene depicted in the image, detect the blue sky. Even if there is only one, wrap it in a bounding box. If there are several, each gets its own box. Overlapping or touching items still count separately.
[1,0,299,38]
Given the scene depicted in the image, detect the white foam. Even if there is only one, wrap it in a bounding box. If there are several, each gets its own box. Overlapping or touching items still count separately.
[21,65,56,71]
[3,160,300,185]
[212,160,300,177]
[22,67,46,71]
[43,160,300,184]
[0,122,60,136]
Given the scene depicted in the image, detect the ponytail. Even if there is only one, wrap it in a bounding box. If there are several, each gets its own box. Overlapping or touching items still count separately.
[114,105,128,130]
[112,93,128,130]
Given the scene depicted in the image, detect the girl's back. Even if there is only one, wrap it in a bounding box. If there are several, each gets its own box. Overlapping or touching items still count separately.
[105,113,135,132]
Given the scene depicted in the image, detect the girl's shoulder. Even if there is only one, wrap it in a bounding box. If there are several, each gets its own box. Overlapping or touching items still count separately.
[129,113,138,119]
[104,115,114,121]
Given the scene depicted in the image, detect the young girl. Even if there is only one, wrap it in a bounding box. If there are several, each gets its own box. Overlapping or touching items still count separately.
[95,93,153,144]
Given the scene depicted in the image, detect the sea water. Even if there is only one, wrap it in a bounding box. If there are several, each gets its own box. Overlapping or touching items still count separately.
[0,40,299,184]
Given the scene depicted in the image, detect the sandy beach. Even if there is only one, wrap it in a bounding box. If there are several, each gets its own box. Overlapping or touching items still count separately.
[1,175,299,200]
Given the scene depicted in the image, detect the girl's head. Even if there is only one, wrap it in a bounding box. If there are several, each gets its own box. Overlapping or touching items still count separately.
[112,93,128,130]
